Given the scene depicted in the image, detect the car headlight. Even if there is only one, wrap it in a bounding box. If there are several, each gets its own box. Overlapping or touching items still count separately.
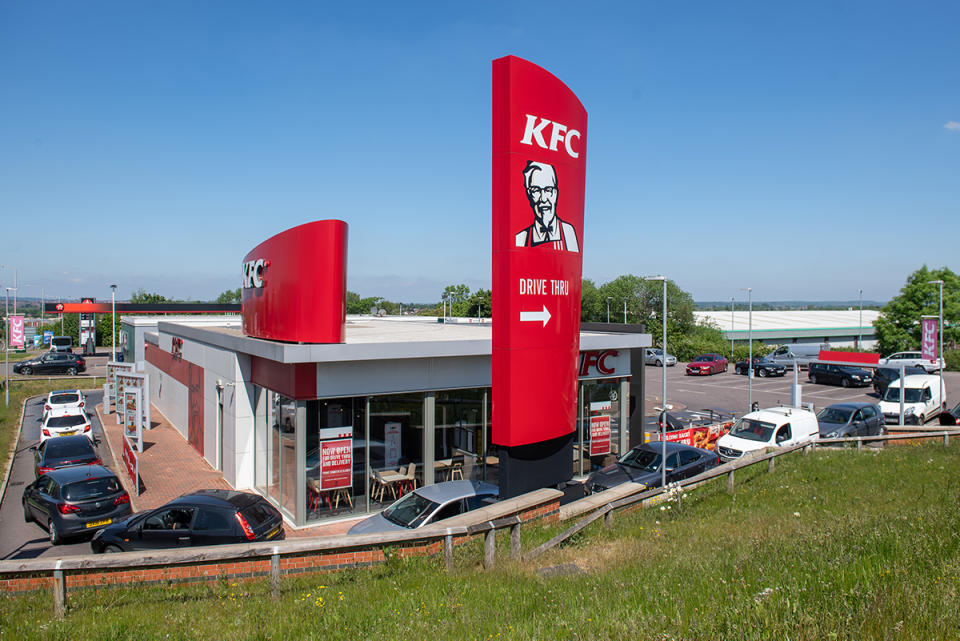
[904,407,915,415]
[825,431,839,438]
[851,376,861,380]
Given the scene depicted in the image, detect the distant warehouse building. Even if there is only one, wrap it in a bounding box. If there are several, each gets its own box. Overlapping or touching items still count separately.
[694,310,880,349]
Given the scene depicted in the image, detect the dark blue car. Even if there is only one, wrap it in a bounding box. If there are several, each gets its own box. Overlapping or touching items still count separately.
[586,441,719,494]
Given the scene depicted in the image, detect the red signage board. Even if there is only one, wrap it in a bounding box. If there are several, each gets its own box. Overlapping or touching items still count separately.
[121,435,139,496]
[922,318,938,361]
[817,350,881,367]
[320,438,352,490]
[492,56,587,447]
[242,220,348,344]
[589,415,611,456]
[8,316,24,349]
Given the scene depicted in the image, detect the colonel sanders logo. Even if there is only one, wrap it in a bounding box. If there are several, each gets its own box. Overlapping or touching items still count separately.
[515,160,579,252]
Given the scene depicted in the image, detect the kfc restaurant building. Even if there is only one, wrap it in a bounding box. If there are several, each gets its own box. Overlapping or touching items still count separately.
[137,220,647,529]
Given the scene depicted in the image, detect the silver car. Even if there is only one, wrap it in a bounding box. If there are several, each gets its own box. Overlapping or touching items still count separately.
[348,480,498,534]
[878,351,943,373]
[644,348,677,367]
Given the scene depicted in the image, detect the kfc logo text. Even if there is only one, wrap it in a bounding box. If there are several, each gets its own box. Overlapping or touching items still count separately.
[579,350,619,377]
[242,259,268,289]
[922,318,938,361]
[520,114,581,159]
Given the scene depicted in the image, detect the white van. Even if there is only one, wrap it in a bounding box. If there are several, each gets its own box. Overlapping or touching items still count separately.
[716,407,819,462]
[878,375,947,425]
[766,343,828,370]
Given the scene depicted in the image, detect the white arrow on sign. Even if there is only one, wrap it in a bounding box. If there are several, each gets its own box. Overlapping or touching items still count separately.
[520,305,552,327]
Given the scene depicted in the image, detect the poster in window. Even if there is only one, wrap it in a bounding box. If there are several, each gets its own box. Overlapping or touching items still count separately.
[384,421,402,469]
[589,415,611,456]
[320,438,352,490]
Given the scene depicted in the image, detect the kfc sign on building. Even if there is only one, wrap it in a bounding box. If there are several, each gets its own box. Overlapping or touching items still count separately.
[241,220,348,344]
[492,56,588,447]
[579,350,622,378]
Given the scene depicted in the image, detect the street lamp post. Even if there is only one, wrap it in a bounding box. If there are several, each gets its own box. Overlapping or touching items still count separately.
[730,296,735,360]
[927,279,944,413]
[4,287,13,407]
[646,276,668,488]
[858,288,863,348]
[623,299,627,324]
[606,297,612,324]
[741,287,753,411]
[110,285,118,361]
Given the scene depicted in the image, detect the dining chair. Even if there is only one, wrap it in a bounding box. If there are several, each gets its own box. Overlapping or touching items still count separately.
[449,454,465,481]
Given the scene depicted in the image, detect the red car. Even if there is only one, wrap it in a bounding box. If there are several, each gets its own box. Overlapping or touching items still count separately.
[686,353,728,376]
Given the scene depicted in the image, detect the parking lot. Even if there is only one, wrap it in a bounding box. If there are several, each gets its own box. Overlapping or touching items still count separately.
[645,363,960,420]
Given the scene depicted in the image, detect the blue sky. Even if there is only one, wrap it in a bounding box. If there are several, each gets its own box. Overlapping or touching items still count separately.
[1,1,957,304]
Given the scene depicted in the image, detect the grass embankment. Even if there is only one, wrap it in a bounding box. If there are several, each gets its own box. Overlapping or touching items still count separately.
[0,378,103,484]
[3,443,959,640]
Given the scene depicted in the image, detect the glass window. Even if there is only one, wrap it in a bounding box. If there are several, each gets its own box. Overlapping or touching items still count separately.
[304,397,366,521]
[776,424,792,443]
[431,500,465,523]
[665,452,680,470]
[193,509,233,531]
[62,477,121,501]
[579,378,622,469]
[369,393,425,505]
[144,508,194,530]
[434,388,486,483]
[679,450,700,466]
[266,393,298,518]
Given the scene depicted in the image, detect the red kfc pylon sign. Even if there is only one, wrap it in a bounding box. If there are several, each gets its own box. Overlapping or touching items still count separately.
[492,56,587,447]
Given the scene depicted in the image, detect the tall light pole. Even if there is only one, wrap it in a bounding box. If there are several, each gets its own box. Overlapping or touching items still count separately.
[110,284,118,360]
[741,287,753,411]
[4,287,13,407]
[59,296,63,334]
[623,299,627,324]
[606,297,612,324]
[927,279,944,413]
[730,296,735,359]
[858,288,863,349]
[646,276,668,488]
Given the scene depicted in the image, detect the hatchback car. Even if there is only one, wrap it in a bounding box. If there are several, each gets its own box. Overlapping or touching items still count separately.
[91,489,285,553]
[816,402,884,438]
[686,354,728,376]
[22,465,131,544]
[808,363,872,388]
[734,357,786,377]
[586,442,719,494]
[13,352,86,376]
[32,435,101,477]
[40,409,93,442]
[42,389,86,421]
[644,349,677,367]
[348,480,498,534]
[873,366,927,396]
[878,351,943,373]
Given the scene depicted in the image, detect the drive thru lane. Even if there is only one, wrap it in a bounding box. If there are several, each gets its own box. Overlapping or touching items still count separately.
[0,390,117,560]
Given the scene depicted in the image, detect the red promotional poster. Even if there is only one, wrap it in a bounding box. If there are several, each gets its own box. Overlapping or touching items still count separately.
[122,435,139,495]
[242,220,348,344]
[922,318,938,362]
[320,438,352,490]
[9,316,24,349]
[492,56,587,447]
[589,416,611,456]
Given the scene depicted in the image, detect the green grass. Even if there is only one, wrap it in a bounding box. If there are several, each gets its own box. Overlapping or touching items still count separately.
[0,378,103,484]
[2,443,959,640]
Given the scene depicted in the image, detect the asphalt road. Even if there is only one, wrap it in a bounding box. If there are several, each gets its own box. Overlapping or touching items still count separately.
[0,389,117,560]
[645,363,960,422]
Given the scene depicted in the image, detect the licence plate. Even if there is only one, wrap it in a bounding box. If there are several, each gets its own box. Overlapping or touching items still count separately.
[61,430,77,436]
[266,527,280,539]
[86,518,112,529]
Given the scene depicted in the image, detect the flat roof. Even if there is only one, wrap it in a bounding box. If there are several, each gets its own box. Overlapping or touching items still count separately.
[156,317,649,363]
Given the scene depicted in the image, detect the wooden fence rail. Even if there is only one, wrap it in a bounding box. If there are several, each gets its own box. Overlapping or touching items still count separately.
[2,428,957,617]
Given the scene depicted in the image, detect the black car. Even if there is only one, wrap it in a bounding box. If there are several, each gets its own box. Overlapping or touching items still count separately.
[585,442,719,494]
[873,366,926,396]
[816,402,884,438]
[91,489,285,553]
[939,401,960,426]
[14,352,86,376]
[22,465,132,544]
[32,435,101,477]
[808,362,873,388]
[734,357,787,377]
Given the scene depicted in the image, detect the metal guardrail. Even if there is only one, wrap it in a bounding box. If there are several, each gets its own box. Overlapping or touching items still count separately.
[2,427,958,617]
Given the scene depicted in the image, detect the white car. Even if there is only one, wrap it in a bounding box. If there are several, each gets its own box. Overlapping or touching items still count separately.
[42,389,86,421]
[716,407,819,462]
[878,351,944,374]
[40,408,93,442]
[878,374,947,425]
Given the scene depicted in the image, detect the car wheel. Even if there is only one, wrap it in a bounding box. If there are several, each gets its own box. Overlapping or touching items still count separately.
[49,520,61,545]
[103,544,124,554]
[758,369,768,378]
[655,360,662,367]
[23,500,32,523]
[66,367,77,376]
[21,366,32,375]
[736,366,744,375]
[918,414,926,425]
[810,374,818,385]
[841,378,850,388]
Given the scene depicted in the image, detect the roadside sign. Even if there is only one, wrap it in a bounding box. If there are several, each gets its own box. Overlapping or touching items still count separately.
[8,316,24,349]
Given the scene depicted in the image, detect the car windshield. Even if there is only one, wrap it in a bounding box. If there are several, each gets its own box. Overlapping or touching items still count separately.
[618,448,661,472]
[46,415,86,428]
[883,387,924,403]
[44,439,93,457]
[382,492,440,529]
[731,418,776,442]
[62,476,120,501]
[694,356,710,362]
[50,394,79,405]
[817,407,853,424]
